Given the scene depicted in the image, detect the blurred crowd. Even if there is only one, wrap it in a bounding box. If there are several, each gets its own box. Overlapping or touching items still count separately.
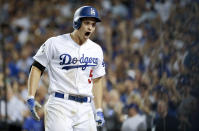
[0,0,199,131]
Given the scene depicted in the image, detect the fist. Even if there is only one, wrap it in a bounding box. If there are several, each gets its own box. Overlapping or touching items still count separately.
[95,109,105,127]
[27,98,42,121]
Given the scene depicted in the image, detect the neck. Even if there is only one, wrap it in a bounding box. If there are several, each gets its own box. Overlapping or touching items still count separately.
[70,30,87,45]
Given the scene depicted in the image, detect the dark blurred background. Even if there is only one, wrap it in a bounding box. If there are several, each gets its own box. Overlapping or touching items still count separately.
[0,0,199,131]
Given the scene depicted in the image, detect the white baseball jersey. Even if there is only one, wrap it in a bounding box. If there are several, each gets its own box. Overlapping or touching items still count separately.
[33,33,105,97]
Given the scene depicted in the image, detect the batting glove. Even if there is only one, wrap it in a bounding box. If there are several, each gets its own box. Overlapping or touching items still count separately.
[95,108,105,127]
[27,97,42,121]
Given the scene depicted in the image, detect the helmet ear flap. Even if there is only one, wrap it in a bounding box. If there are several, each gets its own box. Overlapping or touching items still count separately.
[73,19,82,29]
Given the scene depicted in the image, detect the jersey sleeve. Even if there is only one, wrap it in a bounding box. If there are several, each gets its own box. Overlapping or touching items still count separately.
[33,38,53,67]
[92,47,106,79]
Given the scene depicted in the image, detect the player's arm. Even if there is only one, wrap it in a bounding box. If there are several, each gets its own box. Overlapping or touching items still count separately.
[28,61,45,97]
[93,76,105,126]
[92,46,106,126]
[93,76,104,109]
[27,61,45,121]
[28,67,41,97]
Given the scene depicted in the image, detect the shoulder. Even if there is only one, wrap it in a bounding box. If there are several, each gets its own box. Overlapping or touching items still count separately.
[136,114,146,122]
[49,34,68,42]
[45,34,69,47]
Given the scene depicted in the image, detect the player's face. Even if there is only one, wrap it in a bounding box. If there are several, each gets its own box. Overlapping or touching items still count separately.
[79,18,97,40]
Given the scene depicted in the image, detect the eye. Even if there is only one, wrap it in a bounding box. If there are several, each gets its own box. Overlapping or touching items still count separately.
[84,21,90,25]
[92,23,96,27]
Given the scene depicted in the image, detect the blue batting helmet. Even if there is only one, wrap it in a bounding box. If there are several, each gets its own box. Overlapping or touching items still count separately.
[73,6,101,29]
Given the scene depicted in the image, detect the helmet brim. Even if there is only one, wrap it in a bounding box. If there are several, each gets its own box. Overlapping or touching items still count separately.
[79,16,101,22]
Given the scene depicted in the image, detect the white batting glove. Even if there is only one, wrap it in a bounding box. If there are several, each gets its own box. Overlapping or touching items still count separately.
[27,98,42,121]
[95,108,105,127]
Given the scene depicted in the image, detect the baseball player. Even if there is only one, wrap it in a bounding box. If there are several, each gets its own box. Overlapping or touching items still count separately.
[27,6,105,131]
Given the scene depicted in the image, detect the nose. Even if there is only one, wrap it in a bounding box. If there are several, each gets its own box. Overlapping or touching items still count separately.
[88,24,92,31]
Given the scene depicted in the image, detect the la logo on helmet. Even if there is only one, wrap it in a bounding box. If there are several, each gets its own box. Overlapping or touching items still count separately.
[91,8,95,15]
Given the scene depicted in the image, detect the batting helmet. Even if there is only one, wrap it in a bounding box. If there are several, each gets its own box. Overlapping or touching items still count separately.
[73,6,101,29]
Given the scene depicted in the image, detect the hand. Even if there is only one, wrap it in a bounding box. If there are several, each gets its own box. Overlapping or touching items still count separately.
[95,109,105,127]
[27,98,42,121]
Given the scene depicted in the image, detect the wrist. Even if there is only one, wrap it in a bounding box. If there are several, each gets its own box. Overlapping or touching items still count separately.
[96,108,103,113]
[27,96,35,100]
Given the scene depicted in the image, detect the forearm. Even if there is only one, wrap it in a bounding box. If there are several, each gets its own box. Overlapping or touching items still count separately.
[93,77,104,109]
[28,66,42,97]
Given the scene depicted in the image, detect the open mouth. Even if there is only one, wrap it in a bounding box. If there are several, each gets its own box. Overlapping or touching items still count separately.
[85,32,91,37]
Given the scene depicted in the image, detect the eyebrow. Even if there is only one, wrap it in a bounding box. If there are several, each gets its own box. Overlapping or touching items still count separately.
[82,18,97,22]
[83,20,96,24]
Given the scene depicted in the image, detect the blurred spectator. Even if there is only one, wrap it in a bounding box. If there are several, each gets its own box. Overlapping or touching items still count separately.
[0,82,29,130]
[22,113,44,131]
[16,45,33,75]
[154,0,173,23]
[154,100,179,131]
[103,89,124,131]
[121,94,147,131]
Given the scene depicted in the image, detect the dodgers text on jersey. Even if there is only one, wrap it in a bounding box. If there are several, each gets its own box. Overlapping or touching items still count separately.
[59,54,98,70]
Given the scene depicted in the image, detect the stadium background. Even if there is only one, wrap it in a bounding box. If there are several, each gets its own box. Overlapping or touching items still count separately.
[0,0,199,131]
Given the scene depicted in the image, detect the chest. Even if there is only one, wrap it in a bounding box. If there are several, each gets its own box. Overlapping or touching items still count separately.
[52,42,99,70]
